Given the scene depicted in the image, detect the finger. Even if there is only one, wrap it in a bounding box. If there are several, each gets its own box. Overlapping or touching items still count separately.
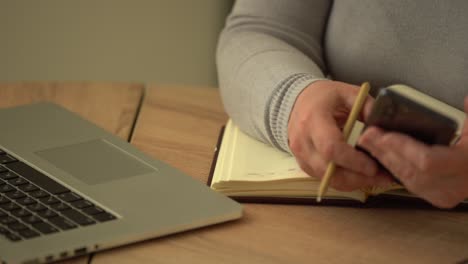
[294,143,325,179]
[308,111,378,177]
[360,127,468,208]
[295,143,378,191]
[303,143,383,191]
[335,83,375,122]
[361,96,375,122]
[357,127,422,186]
[334,83,364,108]
[342,87,375,121]
[298,153,378,191]
[329,167,380,191]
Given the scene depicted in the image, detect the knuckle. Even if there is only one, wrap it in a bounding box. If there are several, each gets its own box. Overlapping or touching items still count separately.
[396,166,415,182]
[395,169,421,193]
[309,158,326,176]
[317,141,336,162]
[379,133,395,145]
[298,162,309,173]
[289,138,302,155]
[297,160,317,178]
[297,114,310,130]
[313,165,326,177]
[416,152,435,172]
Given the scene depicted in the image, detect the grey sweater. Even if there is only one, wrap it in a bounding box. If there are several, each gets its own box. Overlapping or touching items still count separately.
[216,0,468,152]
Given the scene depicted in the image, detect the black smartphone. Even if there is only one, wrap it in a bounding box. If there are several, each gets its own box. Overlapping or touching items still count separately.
[359,86,459,180]
[365,87,459,145]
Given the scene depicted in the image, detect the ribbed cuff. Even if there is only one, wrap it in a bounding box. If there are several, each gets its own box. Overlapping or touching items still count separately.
[267,73,327,153]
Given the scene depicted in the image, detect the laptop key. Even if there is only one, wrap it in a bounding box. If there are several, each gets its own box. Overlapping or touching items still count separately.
[11,208,32,218]
[0,209,7,217]
[1,202,20,211]
[0,216,18,225]
[92,212,116,222]
[5,232,22,241]
[0,155,17,164]
[8,177,28,186]
[27,203,47,212]
[0,171,18,180]
[57,192,82,203]
[82,206,104,216]
[49,216,77,230]
[18,183,38,192]
[71,199,93,209]
[32,222,59,234]
[0,183,15,193]
[16,196,36,205]
[61,209,96,226]
[51,202,70,211]
[5,162,69,194]
[0,165,7,173]
[18,228,40,239]
[40,196,60,205]
[37,209,58,218]
[6,190,26,200]
[30,189,49,199]
[0,195,11,204]
[22,215,42,224]
[9,222,28,231]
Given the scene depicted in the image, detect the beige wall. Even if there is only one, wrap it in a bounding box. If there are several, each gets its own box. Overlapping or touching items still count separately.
[0,0,233,86]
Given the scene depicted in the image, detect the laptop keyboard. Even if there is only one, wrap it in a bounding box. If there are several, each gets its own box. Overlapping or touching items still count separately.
[0,149,116,242]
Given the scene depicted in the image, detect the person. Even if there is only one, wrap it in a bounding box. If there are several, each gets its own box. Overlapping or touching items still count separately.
[216,0,468,208]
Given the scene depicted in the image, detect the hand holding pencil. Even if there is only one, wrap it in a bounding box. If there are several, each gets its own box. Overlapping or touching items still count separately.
[317,82,370,202]
[288,81,392,198]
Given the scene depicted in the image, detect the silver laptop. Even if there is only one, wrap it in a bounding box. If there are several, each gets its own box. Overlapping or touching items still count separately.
[0,103,242,263]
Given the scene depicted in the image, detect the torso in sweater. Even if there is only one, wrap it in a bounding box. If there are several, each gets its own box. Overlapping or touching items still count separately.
[325,0,468,109]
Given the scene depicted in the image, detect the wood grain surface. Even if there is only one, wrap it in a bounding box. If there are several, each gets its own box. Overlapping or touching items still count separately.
[0,82,143,140]
[93,86,468,264]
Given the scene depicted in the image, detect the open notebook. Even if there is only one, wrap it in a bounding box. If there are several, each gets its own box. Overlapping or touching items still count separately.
[209,85,468,208]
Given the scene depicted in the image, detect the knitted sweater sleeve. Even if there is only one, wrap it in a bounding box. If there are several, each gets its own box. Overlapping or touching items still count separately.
[216,0,332,152]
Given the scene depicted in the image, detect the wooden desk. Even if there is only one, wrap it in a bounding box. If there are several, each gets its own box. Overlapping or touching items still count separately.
[4,84,467,264]
[0,82,144,264]
[91,86,468,264]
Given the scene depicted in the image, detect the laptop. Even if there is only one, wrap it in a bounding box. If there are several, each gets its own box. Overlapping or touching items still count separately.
[0,103,242,263]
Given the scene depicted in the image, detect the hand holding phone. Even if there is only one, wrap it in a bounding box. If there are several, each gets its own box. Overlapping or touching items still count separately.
[365,86,459,145]
[359,85,462,181]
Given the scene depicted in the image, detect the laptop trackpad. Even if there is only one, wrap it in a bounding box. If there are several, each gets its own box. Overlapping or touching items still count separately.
[36,139,155,185]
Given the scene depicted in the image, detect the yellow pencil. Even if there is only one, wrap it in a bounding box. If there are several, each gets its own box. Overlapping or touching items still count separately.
[316,82,371,202]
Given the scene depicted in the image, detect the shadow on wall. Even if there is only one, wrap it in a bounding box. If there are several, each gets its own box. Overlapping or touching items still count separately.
[0,0,233,86]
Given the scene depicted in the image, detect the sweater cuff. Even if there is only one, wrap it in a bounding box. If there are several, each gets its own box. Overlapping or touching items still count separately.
[267,73,327,153]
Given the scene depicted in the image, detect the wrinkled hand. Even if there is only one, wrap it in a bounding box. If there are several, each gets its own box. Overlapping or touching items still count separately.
[358,97,468,208]
[288,80,393,191]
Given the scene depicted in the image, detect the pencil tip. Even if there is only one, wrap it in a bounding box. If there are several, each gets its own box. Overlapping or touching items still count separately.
[316,196,322,203]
